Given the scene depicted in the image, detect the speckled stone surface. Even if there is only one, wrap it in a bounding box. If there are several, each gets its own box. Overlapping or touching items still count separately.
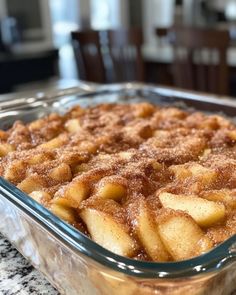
[0,232,59,295]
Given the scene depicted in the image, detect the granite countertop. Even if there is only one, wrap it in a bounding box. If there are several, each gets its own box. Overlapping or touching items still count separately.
[0,232,58,295]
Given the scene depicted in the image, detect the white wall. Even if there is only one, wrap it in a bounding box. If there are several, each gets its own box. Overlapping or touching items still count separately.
[79,0,91,28]
[0,0,53,52]
[0,0,7,19]
[208,0,228,11]
[142,0,174,46]
[90,0,129,30]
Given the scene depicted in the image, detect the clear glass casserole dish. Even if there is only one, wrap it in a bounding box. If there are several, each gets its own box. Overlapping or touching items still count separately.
[0,82,236,295]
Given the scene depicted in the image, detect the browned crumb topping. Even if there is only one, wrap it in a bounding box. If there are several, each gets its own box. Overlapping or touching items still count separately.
[0,102,236,262]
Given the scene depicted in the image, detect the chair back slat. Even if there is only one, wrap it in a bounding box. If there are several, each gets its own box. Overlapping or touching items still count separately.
[71,31,106,83]
[165,27,230,95]
[208,50,217,93]
[72,29,145,83]
[107,29,144,82]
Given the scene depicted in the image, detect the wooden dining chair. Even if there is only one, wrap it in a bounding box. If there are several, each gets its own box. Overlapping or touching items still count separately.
[107,28,145,82]
[71,31,106,83]
[161,27,230,95]
[71,28,145,83]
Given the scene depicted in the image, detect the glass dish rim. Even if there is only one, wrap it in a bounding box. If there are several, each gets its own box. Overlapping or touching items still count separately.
[0,82,236,279]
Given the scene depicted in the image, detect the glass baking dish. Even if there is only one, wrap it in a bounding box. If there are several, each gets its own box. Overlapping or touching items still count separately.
[0,82,236,295]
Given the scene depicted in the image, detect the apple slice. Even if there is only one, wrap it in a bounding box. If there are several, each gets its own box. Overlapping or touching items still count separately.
[133,199,170,261]
[65,119,81,133]
[159,192,225,227]
[94,176,127,202]
[29,190,52,205]
[0,143,15,157]
[54,179,89,208]
[80,200,137,257]
[38,134,67,150]
[4,160,26,183]
[170,163,217,185]
[202,190,236,210]
[50,203,76,224]
[158,210,213,260]
[17,174,46,194]
[49,163,72,182]
[133,102,155,118]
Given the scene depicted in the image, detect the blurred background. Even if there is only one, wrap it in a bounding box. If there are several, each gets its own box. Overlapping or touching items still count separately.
[1,0,236,96]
